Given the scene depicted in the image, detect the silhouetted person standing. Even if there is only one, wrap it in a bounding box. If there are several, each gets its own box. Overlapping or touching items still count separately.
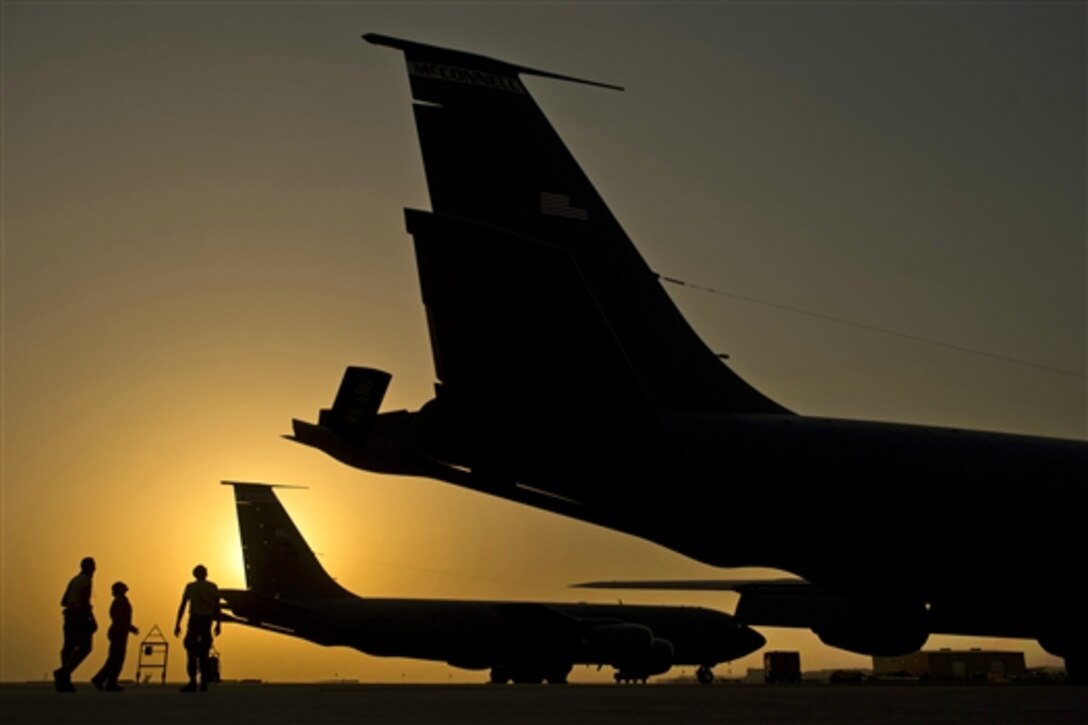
[91,581,138,691]
[174,564,221,692]
[55,556,97,692]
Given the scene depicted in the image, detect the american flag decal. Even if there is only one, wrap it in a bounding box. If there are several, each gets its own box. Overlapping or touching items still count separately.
[540,192,588,221]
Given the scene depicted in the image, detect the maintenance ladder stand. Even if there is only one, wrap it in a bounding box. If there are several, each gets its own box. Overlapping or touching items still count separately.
[135,624,169,685]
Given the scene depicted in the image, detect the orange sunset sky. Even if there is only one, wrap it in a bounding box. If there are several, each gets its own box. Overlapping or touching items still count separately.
[2,2,1083,683]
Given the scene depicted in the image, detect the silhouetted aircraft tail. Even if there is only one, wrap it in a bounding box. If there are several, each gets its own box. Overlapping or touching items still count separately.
[223,482,351,600]
[365,34,790,444]
[316,367,391,445]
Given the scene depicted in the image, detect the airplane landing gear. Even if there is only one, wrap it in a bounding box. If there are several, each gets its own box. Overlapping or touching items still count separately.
[696,665,714,685]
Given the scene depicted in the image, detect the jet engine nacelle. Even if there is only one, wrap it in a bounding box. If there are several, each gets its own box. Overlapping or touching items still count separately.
[646,637,676,675]
[814,622,928,657]
[586,622,653,662]
[614,638,675,681]
[585,623,653,665]
[735,584,928,657]
[585,623,674,677]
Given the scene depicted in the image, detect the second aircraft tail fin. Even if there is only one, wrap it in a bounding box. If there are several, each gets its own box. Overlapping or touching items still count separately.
[224,482,352,601]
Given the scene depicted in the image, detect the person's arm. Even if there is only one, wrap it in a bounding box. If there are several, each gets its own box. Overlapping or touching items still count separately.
[174,587,189,637]
[126,600,139,635]
[213,585,222,636]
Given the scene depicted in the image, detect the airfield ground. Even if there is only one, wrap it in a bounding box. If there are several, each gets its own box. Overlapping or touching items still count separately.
[1,681,1084,724]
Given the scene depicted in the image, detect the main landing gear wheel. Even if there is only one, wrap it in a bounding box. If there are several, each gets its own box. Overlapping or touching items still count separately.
[696,666,714,685]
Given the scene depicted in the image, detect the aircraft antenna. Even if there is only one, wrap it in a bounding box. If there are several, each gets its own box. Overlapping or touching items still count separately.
[660,275,1085,379]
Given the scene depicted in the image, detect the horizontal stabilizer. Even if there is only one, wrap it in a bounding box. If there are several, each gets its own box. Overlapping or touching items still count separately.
[317,367,391,446]
[218,588,309,634]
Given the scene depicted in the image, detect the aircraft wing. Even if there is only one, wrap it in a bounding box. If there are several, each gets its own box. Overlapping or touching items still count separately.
[573,577,934,656]
[574,578,807,592]
[572,578,832,629]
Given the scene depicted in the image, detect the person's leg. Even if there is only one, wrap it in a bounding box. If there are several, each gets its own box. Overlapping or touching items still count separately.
[91,655,107,689]
[55,628,75,691]
[62,631,92,678]
[181,630,198,691]
[111,641,128,689]
[55,622,89,692]
[197,630,212,690]
[58,619,77,675]
[103,638,126,689]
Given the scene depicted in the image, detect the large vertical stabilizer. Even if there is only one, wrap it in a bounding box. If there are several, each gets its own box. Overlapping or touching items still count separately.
[365,34,789,424]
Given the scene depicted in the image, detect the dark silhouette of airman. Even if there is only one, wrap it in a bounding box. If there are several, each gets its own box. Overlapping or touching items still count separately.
[55,556,97,692]
[174,564,221,692]
[91,581,139,691]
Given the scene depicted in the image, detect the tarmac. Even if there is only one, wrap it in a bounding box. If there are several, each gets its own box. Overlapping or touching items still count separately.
[1,681,1085,724]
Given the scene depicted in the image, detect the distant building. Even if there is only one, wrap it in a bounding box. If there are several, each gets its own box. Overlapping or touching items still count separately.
[763,651,802,684]
[873,649,1025,681]
[743,668,765,684]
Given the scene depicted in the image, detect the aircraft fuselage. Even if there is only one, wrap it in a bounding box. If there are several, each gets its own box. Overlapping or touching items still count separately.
[221,591,762,674]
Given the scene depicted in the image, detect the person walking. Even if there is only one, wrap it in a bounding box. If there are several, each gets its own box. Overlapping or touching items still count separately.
[54,557,97,692]
[91,581,139,691]
[174,564,221,692]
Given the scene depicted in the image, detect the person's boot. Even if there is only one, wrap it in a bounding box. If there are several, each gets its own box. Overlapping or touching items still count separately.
[179,680,197,693]
[54,669,75,693]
